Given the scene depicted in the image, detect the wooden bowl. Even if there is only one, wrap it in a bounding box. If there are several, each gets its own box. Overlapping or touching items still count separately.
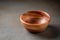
[20,10,50,33]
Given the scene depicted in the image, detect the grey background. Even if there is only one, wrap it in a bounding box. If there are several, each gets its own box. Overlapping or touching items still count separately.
[0,0,60,40]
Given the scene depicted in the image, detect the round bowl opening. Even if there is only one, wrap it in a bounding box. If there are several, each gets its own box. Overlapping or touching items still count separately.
[20,10,50,25]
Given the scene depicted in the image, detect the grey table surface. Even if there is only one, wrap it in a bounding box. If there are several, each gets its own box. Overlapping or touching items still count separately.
[0,0,60,40]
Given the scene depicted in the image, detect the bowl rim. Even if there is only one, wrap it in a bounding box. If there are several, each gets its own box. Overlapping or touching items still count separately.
[20,10,50,25]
